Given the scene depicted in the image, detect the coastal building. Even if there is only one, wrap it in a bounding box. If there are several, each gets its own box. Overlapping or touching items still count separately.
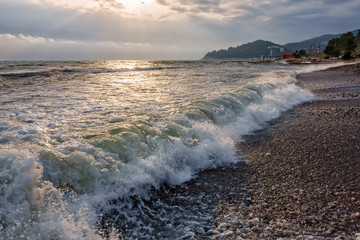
[282,54,295,59]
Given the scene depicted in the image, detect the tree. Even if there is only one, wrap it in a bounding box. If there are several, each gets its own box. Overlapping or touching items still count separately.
[293,49,308,58]
[323,32,357,59]
[357,30,360,58]
[340,32,357,60]
[324,38,341,57]
[340,32,357,52]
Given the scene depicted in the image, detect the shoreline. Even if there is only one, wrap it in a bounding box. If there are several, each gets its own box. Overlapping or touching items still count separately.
[172,62,360,239]
[232,63,360,239]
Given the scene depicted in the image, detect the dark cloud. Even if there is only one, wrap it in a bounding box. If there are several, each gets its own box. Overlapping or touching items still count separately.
[156,0,228,15]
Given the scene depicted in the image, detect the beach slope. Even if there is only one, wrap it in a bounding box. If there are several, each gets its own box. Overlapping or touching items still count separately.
[213,63,360,239]
[227,63,360,239]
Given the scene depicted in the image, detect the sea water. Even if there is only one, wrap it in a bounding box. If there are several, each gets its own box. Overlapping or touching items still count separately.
[0,60,342,239]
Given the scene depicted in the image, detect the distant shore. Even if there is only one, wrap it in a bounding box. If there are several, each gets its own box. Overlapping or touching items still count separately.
[282,57,357,65]
[245,57,351,65]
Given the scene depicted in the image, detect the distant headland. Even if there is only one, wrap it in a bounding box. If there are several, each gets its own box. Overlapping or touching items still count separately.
[203,28,360,61]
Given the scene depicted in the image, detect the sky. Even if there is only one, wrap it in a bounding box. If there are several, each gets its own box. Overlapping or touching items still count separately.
[0,0,359,60]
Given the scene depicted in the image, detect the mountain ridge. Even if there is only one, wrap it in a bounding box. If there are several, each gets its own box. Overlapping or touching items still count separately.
[203,40,293,60]
[283,29,359,52]
[203,28,360,60]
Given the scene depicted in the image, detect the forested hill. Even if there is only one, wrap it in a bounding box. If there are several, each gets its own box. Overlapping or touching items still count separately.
[283,29,360,52]
[203,40,293,59]
[203,28,360,60]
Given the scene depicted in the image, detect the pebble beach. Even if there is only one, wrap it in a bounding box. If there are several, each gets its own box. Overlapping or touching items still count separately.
[176,62,360,239]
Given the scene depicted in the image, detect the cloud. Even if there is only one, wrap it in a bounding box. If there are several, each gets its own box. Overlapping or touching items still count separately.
[17,34,53,43]
[156,0,250,20]
[23,0,124,12]
[0,33,83,60]
[123,42,150,47]
[155,0,360,25]
[0,0,359,60]
[0,33,204,60]
[22,0,169,19]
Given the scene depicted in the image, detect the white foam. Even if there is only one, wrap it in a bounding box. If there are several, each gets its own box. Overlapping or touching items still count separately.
[294,61,347,77]
[0,149,119,239]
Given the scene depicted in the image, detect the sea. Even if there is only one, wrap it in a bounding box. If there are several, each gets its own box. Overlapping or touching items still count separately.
[0,60,342,239]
